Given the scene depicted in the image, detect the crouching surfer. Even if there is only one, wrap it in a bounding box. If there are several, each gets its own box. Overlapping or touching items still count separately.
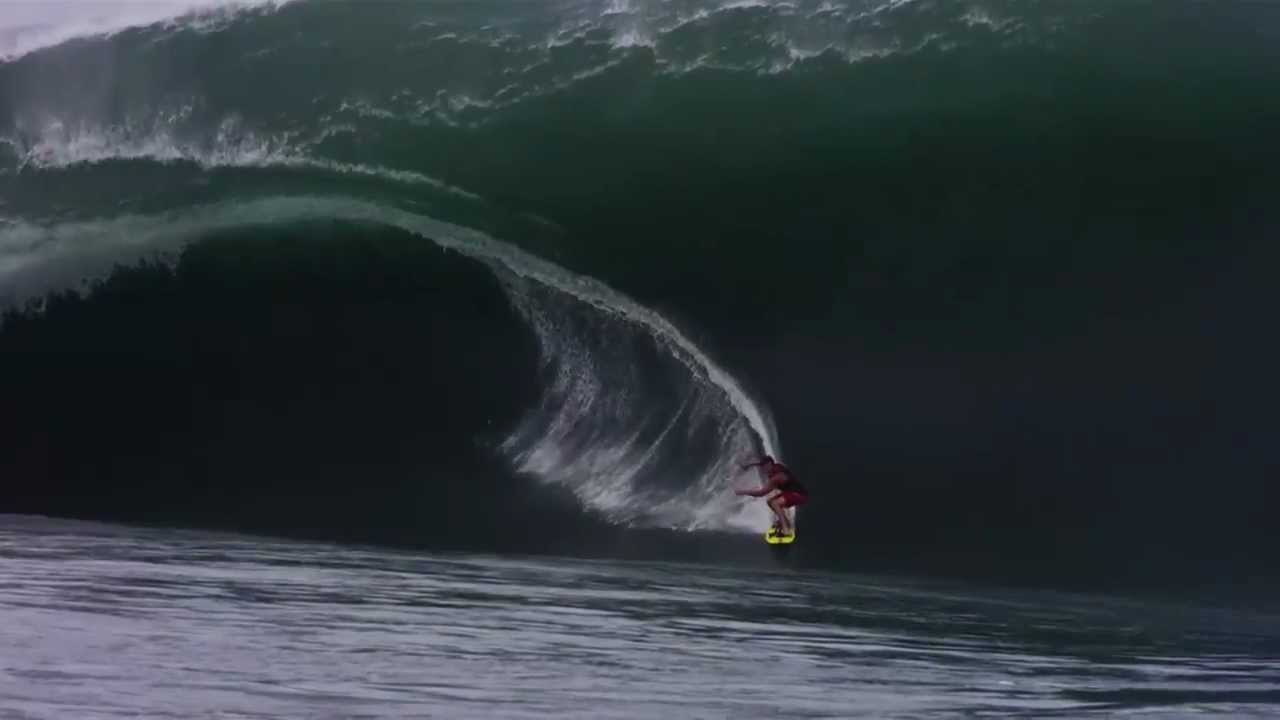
[734,455,808,537]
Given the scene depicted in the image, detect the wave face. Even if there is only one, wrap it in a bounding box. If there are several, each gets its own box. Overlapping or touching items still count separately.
[4,0,1280,582]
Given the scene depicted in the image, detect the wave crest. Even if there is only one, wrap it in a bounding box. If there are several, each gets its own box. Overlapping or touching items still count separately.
[0,0,294,63]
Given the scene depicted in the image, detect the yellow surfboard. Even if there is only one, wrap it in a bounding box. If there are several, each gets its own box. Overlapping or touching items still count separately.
[765,528,796,545]
[764,508,797,544]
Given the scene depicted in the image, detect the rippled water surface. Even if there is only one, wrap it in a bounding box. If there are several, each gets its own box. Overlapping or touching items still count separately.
[2,516,1278,718]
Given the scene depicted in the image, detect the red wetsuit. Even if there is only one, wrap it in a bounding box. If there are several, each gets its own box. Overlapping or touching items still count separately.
[769,463,809,508]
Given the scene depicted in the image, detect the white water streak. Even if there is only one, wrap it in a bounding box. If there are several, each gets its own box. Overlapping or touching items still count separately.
[6,119,478,199]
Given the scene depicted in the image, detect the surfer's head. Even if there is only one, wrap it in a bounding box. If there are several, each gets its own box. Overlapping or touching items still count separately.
[758,454,775,468]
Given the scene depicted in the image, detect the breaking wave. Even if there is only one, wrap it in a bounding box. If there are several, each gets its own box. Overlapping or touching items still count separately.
[0,195,779,532]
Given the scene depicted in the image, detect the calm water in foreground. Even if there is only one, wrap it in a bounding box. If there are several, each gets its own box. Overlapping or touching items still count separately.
[2,516,1278,718]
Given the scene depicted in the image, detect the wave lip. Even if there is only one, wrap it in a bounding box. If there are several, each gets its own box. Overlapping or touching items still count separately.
[0,0,293,63]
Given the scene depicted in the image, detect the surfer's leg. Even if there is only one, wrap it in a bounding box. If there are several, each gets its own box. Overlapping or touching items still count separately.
[777,493,804,535]
[767,494,791,535]
[762,490,784,533]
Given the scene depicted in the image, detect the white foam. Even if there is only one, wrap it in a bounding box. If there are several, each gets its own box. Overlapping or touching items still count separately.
[6,118,478,199]
[12,115,283,169]
[808,1,842,19]
[545,21,597,50]
[0,0,293,63]
[717,0,773,12]
[336,98,398,121]
[612,27,654,49]
[960,6,1018,32]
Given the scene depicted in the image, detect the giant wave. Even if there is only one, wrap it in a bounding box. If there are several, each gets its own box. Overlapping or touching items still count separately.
[4,0,1280,584]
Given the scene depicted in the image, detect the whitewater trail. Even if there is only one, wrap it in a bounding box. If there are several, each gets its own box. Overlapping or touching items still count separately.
[0,195,780,532]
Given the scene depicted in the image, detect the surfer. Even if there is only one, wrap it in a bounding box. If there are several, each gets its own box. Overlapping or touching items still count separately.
[735,455,807,537]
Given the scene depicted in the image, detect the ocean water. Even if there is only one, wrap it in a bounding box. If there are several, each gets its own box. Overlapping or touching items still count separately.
[3,7,1279,717]
[4,516,1279,718]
